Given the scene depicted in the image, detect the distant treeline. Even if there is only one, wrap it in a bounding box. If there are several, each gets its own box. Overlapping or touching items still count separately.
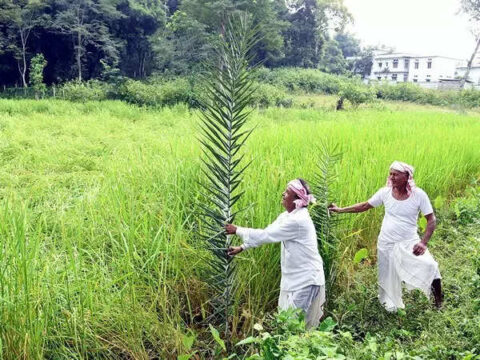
[0,0,374,87]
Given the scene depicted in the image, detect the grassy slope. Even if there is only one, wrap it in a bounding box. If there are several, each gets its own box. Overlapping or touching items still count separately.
[0,99,479,358]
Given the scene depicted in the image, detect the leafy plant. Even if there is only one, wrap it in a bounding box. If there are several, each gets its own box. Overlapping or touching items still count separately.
[29,54,47,100]
[196,14,259,340]
[310,142,342,290]
[177,332,197,360]
[234,310,346,360]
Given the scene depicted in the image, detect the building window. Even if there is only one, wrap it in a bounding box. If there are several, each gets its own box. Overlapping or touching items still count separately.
[393,59,398,68]
[377,76,382,80]
[426,79,431,82]
[378,62,382,68]
[427,59,432,69]
[404,59,410,68]
[403,74,408,82]
[413,79,418,82]
[392,74,398,81]
[414,60,419,69]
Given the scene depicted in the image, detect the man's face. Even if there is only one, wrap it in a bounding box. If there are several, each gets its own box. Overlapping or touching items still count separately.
[389,169,409,188]
[282,187,297,210]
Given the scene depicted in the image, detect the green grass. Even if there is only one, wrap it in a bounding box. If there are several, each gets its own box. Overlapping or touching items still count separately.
[0,99,479,358]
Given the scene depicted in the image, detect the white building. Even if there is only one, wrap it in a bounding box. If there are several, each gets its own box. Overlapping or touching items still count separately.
[456,65,480,88]
[369,53,466,89]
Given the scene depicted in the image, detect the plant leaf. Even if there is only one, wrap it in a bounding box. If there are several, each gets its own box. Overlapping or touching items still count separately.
[353,248,368,264]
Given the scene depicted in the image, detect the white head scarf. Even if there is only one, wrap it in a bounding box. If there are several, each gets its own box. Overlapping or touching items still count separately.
[387,161,416,195]
[287,179,316,209]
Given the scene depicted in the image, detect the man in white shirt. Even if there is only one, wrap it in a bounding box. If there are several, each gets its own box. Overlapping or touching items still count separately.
[329,161,443,311]
[226,179,326,329]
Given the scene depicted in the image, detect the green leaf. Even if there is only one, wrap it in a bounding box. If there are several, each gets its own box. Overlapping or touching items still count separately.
[209,324,227,351]
[318,317,337,332]
[182,333,196,351]
[177,355,192,360]
[433,195,445,209]
[353,248,368,264]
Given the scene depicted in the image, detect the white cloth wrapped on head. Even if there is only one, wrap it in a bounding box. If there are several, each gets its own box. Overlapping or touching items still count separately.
[287,179,316,209]
[387,161,416,195]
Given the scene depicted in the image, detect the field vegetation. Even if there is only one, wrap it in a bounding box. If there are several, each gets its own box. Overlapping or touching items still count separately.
[0,98,479,358]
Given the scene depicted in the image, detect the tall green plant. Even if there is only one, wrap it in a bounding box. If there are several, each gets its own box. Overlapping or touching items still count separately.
[310,142,342,290]
[29,53,47,100]
[197,15,259,336]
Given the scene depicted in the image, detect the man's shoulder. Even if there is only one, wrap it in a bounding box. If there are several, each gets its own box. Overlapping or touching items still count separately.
[376,186,390,196]
[413,187,428,197]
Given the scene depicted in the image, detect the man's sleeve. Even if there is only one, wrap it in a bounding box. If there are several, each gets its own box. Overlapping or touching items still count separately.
[236,215,298,250]
[367,187,386,208]
[419,190,434,216]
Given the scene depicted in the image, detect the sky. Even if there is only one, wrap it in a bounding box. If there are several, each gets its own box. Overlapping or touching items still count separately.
[343,0,475,60]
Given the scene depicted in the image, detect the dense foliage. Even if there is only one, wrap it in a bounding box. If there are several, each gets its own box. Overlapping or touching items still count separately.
[0,0,376,87]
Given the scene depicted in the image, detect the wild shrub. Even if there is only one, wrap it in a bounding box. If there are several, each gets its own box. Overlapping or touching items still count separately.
[29,54,47,100]
[118,78,199,107]
[337,82,376,109]
[59,80,109,101]
[251,83,293,107]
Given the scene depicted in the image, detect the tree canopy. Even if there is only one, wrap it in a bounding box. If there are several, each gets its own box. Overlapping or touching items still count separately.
[0,0,369,87]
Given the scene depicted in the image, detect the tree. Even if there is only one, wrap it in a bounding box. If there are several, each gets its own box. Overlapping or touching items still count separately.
[281,0,351,68]
[52,0,123,82]
[197,15,258,342]
[348,47,373,79]
[115,0,166,78]
[334,32,360,58]
[460,0,480,89]
[0,0,48,87]
[29,53,47,99]
[156,0,286,74]
[318,39,347,74]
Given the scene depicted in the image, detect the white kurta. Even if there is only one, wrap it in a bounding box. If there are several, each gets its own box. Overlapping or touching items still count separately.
[368,187,441,312]
[236,207,325,327]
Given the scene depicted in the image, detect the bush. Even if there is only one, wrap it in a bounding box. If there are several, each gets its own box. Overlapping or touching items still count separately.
[234,310,348,360]
[457,89,480,108]
[255,67,348,94]
[452,186,480,225]
[338,82,376,109]
[374,82,425,103]
[59,80,109,102]
[118,78,200,107]
[29,54,47,100]
[251,83,293,108]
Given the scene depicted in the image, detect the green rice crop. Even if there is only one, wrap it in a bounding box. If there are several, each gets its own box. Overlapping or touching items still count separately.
[0,99,479,358]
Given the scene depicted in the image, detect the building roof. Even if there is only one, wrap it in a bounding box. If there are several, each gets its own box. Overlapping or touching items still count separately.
[374,53,464,61]
[439,78,473,83]
[456,65,480,70]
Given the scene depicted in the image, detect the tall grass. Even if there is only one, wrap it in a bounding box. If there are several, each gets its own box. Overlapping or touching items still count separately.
[0,99,479,357]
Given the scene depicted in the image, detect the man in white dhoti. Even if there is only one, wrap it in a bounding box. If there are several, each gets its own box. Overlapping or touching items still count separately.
[329,161,443,311]
[225,179,326,329]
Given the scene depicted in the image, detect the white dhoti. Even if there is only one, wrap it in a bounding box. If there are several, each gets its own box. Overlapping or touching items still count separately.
[278,285,326,329]
[377,239,441,312]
